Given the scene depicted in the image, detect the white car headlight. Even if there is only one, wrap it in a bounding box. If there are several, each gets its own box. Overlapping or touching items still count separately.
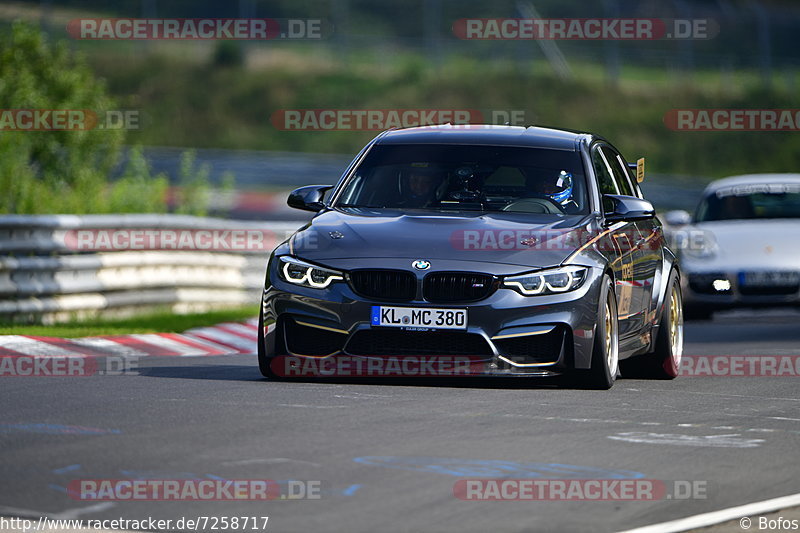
[682,230,718,260]
[279,256,343,289]
[503,265,588,296]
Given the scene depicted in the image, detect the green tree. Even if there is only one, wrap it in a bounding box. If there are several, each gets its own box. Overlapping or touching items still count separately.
[0,21,123,213]
[0,22,213,215]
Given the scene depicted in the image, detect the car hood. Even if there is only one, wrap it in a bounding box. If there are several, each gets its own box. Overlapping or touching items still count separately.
[289,208,595,271]
[685,219,800,271]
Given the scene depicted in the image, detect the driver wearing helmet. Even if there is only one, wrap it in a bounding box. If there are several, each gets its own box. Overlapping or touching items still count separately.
[537,170,577,211]
[400,167,442,208]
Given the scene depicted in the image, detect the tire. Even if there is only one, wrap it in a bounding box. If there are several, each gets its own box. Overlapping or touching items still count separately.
[578,275,619,390]
[643,269,684,379]
[257,308,280,380]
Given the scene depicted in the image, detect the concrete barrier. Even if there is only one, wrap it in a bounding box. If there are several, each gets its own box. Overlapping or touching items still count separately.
[0,215,303,323]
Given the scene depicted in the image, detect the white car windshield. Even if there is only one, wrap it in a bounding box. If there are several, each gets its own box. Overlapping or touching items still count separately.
[696,183,800,221]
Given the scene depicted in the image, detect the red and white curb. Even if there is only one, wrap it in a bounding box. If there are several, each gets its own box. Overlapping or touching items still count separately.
[0,318,263,358]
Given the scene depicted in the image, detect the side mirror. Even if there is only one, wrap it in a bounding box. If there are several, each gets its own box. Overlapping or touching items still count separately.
[288,185,333,212]
[603,194,655,223]
[663,210,692,227]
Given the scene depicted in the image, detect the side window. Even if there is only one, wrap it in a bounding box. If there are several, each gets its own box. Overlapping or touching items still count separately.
[600,146,635,197]
[616,153,643,198]
[591,146,618,213]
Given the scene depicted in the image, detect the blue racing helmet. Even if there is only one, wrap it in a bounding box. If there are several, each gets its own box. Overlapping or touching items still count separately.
[546,170,574,205]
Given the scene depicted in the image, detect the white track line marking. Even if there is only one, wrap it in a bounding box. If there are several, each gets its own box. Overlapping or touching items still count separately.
[616,492,800,533]
[277,404,348,409]
[496,413,800,437]
[0,505,50,518]
[646,389,800,402]
[222,458,321,467]
[55,501,117,519]
[608,432,765,448]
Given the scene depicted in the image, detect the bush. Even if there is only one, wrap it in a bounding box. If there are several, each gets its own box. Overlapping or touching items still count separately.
[0,22,211,215]
[173,150,211,216]
[107,146,169,213]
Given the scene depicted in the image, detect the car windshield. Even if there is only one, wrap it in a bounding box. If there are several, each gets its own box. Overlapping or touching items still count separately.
[334,144,590,215]
[696,183,800,222]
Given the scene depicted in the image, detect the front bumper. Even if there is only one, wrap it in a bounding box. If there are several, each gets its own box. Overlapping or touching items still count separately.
[682,270,800,310]
[261,264,605,377]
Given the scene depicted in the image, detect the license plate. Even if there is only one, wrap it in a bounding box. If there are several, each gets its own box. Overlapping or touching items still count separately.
[739,271,800,287]
[371,306,467,330]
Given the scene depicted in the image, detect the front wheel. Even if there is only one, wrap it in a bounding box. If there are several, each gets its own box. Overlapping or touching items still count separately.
[578,275,619,390]
[645,269,684,379]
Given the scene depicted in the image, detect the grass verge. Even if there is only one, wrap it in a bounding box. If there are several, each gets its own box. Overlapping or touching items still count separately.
[0,305,259,338]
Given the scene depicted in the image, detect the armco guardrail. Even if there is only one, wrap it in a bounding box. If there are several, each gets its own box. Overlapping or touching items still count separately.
[0,215,303,323]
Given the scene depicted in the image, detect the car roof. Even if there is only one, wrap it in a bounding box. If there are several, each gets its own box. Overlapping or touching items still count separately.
[373,124,595,151]
[704,173,800,193]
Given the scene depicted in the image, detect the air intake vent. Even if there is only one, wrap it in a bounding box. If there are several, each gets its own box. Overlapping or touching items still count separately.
[283,318,346,356]
[493,326,565,365]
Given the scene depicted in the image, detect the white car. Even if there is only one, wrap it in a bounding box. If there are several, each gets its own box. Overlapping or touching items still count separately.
[664,174,800,320]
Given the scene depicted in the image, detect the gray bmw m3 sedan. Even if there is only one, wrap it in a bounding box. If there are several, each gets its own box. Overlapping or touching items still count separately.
[258,124,683,389]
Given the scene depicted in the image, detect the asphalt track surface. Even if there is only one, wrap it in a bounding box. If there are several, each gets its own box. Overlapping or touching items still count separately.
[2,310,799,533]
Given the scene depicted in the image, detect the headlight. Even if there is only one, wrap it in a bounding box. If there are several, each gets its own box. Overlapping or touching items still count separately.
[682,230,718,260]
[503,265,588,296]
[278,256,343,289]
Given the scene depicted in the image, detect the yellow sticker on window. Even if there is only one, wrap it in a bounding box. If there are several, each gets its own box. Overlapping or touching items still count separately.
[636,158,645,183]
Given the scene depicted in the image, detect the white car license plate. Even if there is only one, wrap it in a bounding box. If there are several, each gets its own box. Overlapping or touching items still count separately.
[371,306,467,330]
[740,271,800,287]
